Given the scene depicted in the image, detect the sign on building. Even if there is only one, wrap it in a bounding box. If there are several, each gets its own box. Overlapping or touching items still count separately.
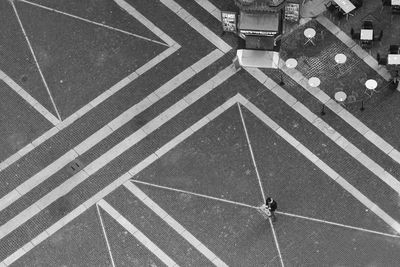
[285,3,300,22]
[221,11,237,32]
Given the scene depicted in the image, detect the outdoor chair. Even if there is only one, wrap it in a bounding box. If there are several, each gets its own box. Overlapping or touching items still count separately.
[361,41,372,50]
[381,0,391,12]
[325,1,338,19]
[373,30,383,42]
[389,45,399,54]
[362,20,373,29]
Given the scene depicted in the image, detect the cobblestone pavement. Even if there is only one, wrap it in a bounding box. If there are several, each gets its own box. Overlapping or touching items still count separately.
[0,0,400,266]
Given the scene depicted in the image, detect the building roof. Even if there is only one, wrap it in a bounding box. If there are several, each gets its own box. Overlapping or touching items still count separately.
[234,0,287,12]
[239,12,280,32]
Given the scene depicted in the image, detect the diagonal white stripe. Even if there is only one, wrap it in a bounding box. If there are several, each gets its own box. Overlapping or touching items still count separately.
[19,0,169,47]
[123,182,228,267]
[0,49,222,214]
[98,199,178,266]
[131,179,257,209]
[277,211,400,239]
[11,1,62,120]
[0,65,236,241]
[96,204,116,267]
[238,103,266,203]
[0,70,59,125]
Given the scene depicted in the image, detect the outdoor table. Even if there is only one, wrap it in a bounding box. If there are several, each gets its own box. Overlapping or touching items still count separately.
[334,91,347,103]
[334,53,347,64]
[365,79,378,96]
[285,58,298,68]
[360,29,373,41]
[388,54,400,65]
[333,0,356,14]
[308,77,321,87]
[304,28,316,45]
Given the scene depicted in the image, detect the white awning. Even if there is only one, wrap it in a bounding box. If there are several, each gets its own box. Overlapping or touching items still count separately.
[236,49,279,68]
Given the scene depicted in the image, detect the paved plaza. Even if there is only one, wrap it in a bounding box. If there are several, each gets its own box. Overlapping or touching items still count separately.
[0,0,400,266]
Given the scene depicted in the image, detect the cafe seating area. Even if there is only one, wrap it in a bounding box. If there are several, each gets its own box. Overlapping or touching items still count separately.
[324,0,362,21]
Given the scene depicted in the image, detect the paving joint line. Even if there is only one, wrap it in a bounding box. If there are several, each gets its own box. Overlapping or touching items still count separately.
[96,203,116,267]
[19,0,169,47]
[130,179,257,209]
[277,211,400,238]
[238,103,266,203]
[269,218,285,267]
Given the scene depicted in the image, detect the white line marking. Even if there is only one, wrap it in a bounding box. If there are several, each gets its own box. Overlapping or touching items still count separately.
[98,200,178,266]
[96,203,116,267]
[0,71,59,125]
[269,218,285,267]
[123,182,228,267]
[159,0,231,53]
[0,49,223,214]
[0,5,179,172]
[238,103,266,203]
[0,65,236,242]
[11,1,62,121]
[193,0,220,20]
[1,95,238,266]
[277,211,400,239]
[131,179,257,209]
[19,0,169,47]
[114,0,175,47]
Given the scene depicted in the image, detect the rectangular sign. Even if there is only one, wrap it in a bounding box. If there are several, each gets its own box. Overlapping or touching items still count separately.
[221,11,237,32]
[285,3,300,22]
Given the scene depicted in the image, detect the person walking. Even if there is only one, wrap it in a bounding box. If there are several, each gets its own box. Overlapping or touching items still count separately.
[266,197,277,221]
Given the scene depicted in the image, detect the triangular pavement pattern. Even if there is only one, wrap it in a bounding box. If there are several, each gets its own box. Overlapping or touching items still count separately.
[26,0,167,45]
[133,105,264,206]
[0,0,57,116]
[274,215,400,266]
[12,207,111,266]
[134,182,280,266]
[98,206,166,267]
[241,105,397,235]
[16,0,168,119]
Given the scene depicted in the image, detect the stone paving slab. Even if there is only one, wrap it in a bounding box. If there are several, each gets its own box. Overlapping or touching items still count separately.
[135,183,278,266]
[105,186,212,266]
[0,81,52,163]
[11,207,111,267]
